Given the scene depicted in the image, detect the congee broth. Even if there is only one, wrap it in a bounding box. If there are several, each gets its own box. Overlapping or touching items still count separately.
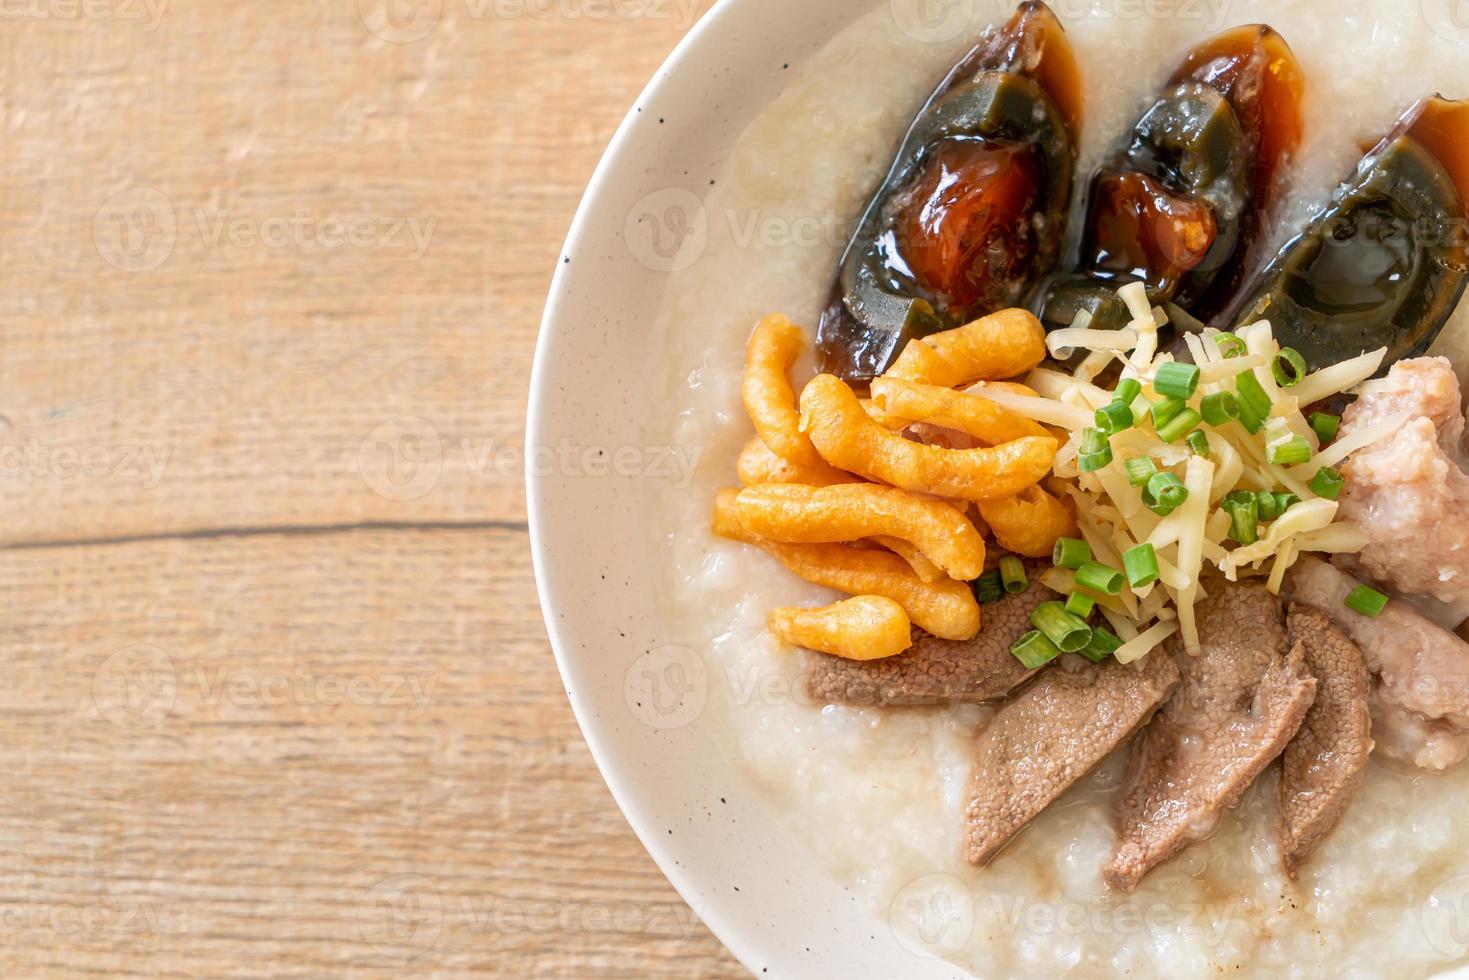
[653,1,1469,975]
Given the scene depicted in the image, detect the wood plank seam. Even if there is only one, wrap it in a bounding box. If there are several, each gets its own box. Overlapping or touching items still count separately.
[0,519,531,553]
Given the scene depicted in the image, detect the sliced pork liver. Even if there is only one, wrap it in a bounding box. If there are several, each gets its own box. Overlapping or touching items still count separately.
[804,564,1055,707]
[1105,582,1316,892]
[1278,604,1373,877]
[1286,555,1469,771]
[964,652,1180,867]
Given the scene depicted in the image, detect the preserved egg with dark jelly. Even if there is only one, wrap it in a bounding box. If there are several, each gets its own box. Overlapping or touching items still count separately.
[815,0,1081,381]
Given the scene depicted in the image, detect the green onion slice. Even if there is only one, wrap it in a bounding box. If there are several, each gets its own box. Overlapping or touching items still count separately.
[1075,562,1124,596]
[1078,449,1113,473]
[1309,412,1341,444]
[1030,601,1094,652]
[1271,348,1308,387]
[1143,472,1189,514]
[1255,490,1298,521]
[1065,592,1096,618]
[1079,626,1123,663]
[1125,456,1158,487]
[973,570,1005,604]
[1123,544,1159,589]
[1215,334,1247,359]
[1267,434,1312,466]
[1151,398,1187,430]
[1095,401,1134,434]
[1012,630,1062,669]
[1157,408,1202,444]
[1309,466,1345,501]
[1114,378,1142,406]
[1345,584,1389,618]
[1222,490,1260,544]
[1052,537,1091,570]
[999,556,1028,595]
[1200,391,1239,426]
[1187,429,1211,457]
[1236,371,1273,434]
[1154,361,1201,400]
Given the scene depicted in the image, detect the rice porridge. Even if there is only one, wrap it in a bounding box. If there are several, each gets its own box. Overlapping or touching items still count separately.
[649,1,1469,975]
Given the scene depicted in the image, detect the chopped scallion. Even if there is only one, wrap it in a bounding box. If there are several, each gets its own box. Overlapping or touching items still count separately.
[1123,544,1159,589]
[999,556,1028,595]
[1256,490,1299,521]
[1151,398,1188,430]
[1125,456,1158,487]
[1075,562,1124,596]
[1079,626,1123,663]
[1154,361,1201,400]
[1157,408,1203,444]
[1310,412,1341,444]
[1065,592,1096,618]
[1095,401,1134,434]
[1144,471,1189,515]
[1309,466,1345,501]
[1012,630,1062,669]
[1114,378,1143,406]
[1052,537,1091,570]
[1200,391,1239,426]
[1222,490,1259,544]
[1267,434,1313,466]
[1236,371,1272,434]
[1345,584,1389,618]
[1271,348,1308,387]
[1187,429,1211,457]
[973,570,1005,604]
[1215,334,1247,359]
[1030,601,1094,652]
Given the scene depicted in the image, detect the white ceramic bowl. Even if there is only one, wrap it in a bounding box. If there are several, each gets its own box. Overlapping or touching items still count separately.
[530,2,1469,976]
[526,1,971,974]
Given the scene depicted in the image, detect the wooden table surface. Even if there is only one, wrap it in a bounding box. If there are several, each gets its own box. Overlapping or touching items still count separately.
[0,2,743,975]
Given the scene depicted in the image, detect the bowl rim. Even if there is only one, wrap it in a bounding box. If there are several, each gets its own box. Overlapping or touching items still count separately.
[526,1,770,972]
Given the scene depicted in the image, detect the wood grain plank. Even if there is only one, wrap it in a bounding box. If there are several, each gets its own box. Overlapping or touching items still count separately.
[0,526,742,977]
[0,0,707,543]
